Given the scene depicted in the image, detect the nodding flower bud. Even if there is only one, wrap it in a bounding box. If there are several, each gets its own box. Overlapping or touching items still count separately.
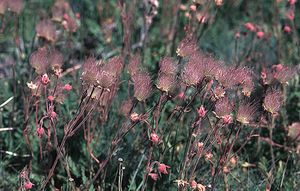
[284,25,291,33]
[150,133,159,144]
[197,105,206,118]
[41,74,50,85]
[48,95,55,102]
[36,126,44,138]
[157,163,170,174]
[244,22,256,32]
[263,89,283,115]
[63,84,72,91]
[256,31,264,39]
[24,181,34,190]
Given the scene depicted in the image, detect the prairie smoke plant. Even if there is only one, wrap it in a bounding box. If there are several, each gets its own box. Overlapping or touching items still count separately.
[158,57,178,75]
[29,47,63,75]
[263,89,283,115]
[273,65,296,85]
[156,73,177,93]
[236,100,258,124]
[132,72,152,102]
[35,19,57,42]
[81,57,98,86]
[214,97,233,124]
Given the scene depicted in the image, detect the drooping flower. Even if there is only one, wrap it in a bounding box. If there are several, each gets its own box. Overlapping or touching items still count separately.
[41,74,50,85]
[24,181,34,190]
[48,95,55,101]
[244,22,256,32]
[63,84,72,91]
[284,25,291,33]
[263,89,283,115]
[256,31,264,39]
[150,133,159,144]
[197,105,206,118]
[157,163,170,174]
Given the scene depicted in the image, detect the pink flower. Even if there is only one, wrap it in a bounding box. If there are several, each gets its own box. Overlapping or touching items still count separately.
[49,111,57,119]
[190,180,197,189]
[24,181,34,190]
[284,25,291,33]
[36,127,44,137]
[48,95,55,101]
[190,4,197,12]
[244,22,256,32]
[64,84,72,91]
[158,163,170,174]
[197,105,206,118]
[75,12,81,19]
[150,133,159,144]
[148,173,158,181]
[41,73,50,85]
[288,0,297,5]
[222,115,232,125]
[256,31,264,39]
